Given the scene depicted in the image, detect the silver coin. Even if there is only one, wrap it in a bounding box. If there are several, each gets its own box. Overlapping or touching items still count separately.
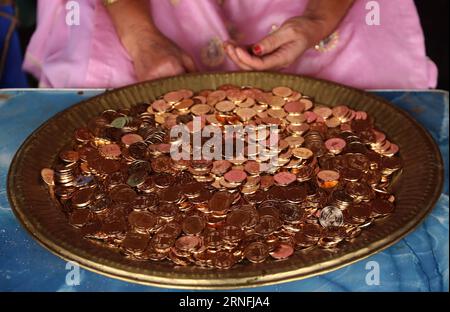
[319,206,344,228]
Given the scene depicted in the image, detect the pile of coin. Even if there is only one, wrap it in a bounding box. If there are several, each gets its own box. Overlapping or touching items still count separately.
[41,84,402,269]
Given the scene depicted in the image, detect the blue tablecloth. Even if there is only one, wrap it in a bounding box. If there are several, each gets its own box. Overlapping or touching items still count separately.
[0,89,448,292]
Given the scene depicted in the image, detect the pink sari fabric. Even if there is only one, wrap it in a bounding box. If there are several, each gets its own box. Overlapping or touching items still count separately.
[24,0,437,89]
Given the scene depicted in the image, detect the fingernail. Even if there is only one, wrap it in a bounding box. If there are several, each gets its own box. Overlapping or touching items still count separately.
[236,48,244,58]
[252,44,262,56]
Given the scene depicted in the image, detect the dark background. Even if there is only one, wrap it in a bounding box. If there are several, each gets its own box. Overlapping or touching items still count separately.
[414,0,449,90]
[14,0,450,90]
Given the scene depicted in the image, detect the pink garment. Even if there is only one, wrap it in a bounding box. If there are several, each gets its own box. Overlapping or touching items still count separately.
[23,0,437,89]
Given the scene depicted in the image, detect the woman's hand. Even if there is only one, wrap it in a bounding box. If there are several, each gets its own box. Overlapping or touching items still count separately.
[106,0,196,81]
[125,29,196,81]
[225,16,321,71]
[225,0,355,71]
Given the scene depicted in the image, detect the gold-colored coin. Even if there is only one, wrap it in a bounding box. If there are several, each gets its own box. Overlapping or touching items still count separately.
[191,104,212,116]
[215,101,236,113]
[267,108,287,119]
[272,86,293,98]
[267,95,286,109]
[292,147,314,159]
[284,135,305,147]
[286,114,306,125]
[237,97,255,108]
[235,107,257,121]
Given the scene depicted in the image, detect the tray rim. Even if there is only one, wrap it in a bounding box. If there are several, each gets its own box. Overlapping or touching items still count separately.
[7,72,444,289]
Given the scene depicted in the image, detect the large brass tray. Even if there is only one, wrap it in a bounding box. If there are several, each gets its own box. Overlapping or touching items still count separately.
[7,72,443,289]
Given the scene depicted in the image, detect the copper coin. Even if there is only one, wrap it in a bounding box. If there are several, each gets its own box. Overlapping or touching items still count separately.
[78,146,99,162]
[224,169,247,183]
[270,243,294,259]
[332,105,349,118]
[304,111,317,123]
[325,138,346,154]
[151,156,172,173]
[211,160,232,176]
[272,86,293,98]
[258,204,280,219]
[183,182,203,198]
[371,198,395,215]
[163,91,184,103]
[299,98,313,110]
[244,160,261,175]
[121,232,149,253]
[190,104,211,116]
[69,209,91,228]
[152,234,176,251]
[237,97,255,108]
[215,100,236,113]
[345,153,370,171]
[345,181,373,199]
[347,203,373,220]
[182,215,206,235]
[213,251,236,269]
[153,173,175,188]
[226,209,252,228]
[259,175,274,190]
[174,98,194,111]
[89,197,110,214]
[340,167,363,182]
[71,188,95,208]
[207,90,227,104]
[141,246,168,261]
[267,95,285,108]
[158,222,182,237]
[302,224,322,239]
[284,101,305,114]
[159,187,182,203]
[317,170,340,182]
[236,107,257,121]
[109,184,137,203]
[59,150,80,163]
[128,211,157,233]
[100,144,122,159]
[121,133,144,146]
[175,236,202,251]
[287,91,302,102]
[325,116,341,128]
[157,202,179,219]
[286,114,306,125]
[209,191,234,214]
[220,225,244,243]
[284,136,305,148]
[273,171,297,186]
[255,215,282,236]
[244,242,269,263]
[226,89,246,102]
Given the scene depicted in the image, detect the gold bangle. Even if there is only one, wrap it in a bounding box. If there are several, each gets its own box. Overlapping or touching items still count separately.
[103,0,120,6]
[314,31,339,53]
